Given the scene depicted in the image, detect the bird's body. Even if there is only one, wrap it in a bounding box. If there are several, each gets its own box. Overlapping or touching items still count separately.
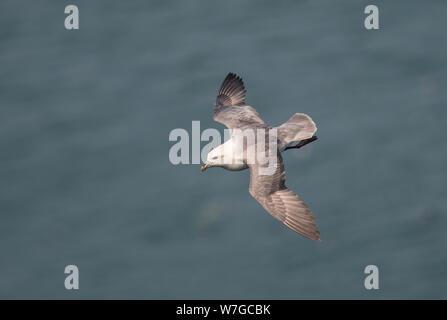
[202,73,320,241]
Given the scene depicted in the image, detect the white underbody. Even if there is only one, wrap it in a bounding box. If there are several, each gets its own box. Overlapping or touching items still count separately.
[206,133,286,171]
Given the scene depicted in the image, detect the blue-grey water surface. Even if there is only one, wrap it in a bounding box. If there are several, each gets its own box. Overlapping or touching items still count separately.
[0,0,446,299]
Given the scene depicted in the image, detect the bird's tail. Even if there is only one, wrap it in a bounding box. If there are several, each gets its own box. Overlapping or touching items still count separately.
[276,113,317,150]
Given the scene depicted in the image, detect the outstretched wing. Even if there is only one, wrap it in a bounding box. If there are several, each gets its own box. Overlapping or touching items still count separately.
[248,153,320,241]
[215,72,246,107]
[213,73,264,129]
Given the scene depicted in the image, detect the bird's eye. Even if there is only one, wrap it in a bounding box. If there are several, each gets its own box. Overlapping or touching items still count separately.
[212,156,218,160]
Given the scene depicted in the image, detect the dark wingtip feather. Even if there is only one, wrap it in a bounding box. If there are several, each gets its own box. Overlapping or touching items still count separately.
[215,73,246,107]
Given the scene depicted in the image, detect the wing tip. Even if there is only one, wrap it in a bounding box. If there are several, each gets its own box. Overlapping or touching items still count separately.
[215,72,246,107]
[225,72,243,83]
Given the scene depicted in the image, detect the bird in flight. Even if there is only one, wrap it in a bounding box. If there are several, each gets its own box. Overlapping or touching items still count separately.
[201,73,320,241]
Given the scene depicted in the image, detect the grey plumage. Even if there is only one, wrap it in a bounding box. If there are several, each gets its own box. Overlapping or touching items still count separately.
[214,73,264,129]
[249,156,320,241]
[215,73,246,108]
[209,73,320,241]
[277,113,317,151]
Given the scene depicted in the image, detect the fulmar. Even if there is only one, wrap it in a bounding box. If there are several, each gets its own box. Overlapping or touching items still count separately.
[201,73,320,241]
